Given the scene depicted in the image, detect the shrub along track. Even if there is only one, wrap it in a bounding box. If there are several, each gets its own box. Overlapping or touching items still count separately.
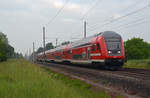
[37,62,150,98]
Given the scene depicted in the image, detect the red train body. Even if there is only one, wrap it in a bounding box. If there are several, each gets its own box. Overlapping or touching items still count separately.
[36,31,125,70]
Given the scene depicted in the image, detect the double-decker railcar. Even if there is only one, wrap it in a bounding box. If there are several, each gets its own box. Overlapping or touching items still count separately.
[36,31,125,70]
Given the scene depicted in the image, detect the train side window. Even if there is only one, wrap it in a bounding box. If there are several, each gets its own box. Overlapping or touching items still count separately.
[97,43,100,51]
[63,51,65,55]
[92,44,95,52]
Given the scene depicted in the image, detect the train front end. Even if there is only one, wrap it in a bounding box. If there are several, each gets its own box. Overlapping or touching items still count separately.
[102,31,125,69]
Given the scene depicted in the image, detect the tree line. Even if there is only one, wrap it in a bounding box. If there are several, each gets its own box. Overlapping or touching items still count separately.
[36,41,71,54]
[0,32,23,61]
[1,31,149,62]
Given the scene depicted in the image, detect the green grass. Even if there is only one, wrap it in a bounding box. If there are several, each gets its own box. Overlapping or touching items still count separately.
[0,59,113,98]
[124,59,150,70]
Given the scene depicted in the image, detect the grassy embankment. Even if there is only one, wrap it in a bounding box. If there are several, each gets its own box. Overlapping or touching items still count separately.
[124,59,150,70]
[0,59,117,98]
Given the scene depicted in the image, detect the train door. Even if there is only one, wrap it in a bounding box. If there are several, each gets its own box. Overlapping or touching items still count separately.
[70,49,72,59]
[88,47,90,60]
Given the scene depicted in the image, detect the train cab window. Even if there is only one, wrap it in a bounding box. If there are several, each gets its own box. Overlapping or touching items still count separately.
[67,50,70,54]
[92,44,95,52]
[97,43,101,51]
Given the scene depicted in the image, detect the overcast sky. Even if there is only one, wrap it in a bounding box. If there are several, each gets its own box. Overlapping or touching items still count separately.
[0,0,150,55]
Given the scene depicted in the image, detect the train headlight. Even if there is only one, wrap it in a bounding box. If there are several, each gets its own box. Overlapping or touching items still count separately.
[108,51,112,54]
[117,51,121,53]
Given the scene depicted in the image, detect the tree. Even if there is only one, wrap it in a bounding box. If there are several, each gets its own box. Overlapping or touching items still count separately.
[36,42,54,54]
[0,39,7,61]
[61,41,71,45]
[14,53,23,58]
[7,44,15,58]
[0,32,9,61]
[0,32,8,45]
[36,47,43,53]
[0,32,19,61]
[124,38,150,60]
[46,42,54,50]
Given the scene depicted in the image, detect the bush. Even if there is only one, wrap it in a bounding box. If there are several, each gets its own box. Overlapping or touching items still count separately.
[0,52,7,61]
[124,38,150,60]
[0,32,17,61]
[148,61,150,65]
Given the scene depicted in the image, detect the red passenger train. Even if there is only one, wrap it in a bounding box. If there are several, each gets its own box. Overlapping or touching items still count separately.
[36,31,125,70]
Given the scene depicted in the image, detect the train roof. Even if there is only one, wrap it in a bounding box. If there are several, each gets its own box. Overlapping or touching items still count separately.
[102,31,121,39]
[71,32,102,48]
[36,31,121,55]
[44,44,70,54]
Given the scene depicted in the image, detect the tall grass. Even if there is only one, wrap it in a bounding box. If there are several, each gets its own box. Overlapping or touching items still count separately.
[124,59,150,69]
[0,59,112,98]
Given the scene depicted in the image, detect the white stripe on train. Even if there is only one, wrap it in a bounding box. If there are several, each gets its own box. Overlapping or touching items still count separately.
[90,53,101,56]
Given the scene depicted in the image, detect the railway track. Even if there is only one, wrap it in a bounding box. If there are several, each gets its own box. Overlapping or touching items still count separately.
[37,62,150,98]
[121,68,150,76]
[103,69,150,82]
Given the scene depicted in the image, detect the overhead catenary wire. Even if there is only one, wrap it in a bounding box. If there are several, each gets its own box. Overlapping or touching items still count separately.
[117,0,145,13]
[108,5,149,22]
[87,0,146,28]
[111,15,150,30]
[115,18,150,31]
[80,0,102,20]
[43,0,70,51]
[43,0,149,44]
[46,0,71,26]
[88,4,150,32]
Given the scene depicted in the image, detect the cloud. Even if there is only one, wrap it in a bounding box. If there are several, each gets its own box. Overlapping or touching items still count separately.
[15,0,25,4]
[52,0,81,12]
[112,14,121,19]
[53,1,64,8]
[68,3,81,9]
